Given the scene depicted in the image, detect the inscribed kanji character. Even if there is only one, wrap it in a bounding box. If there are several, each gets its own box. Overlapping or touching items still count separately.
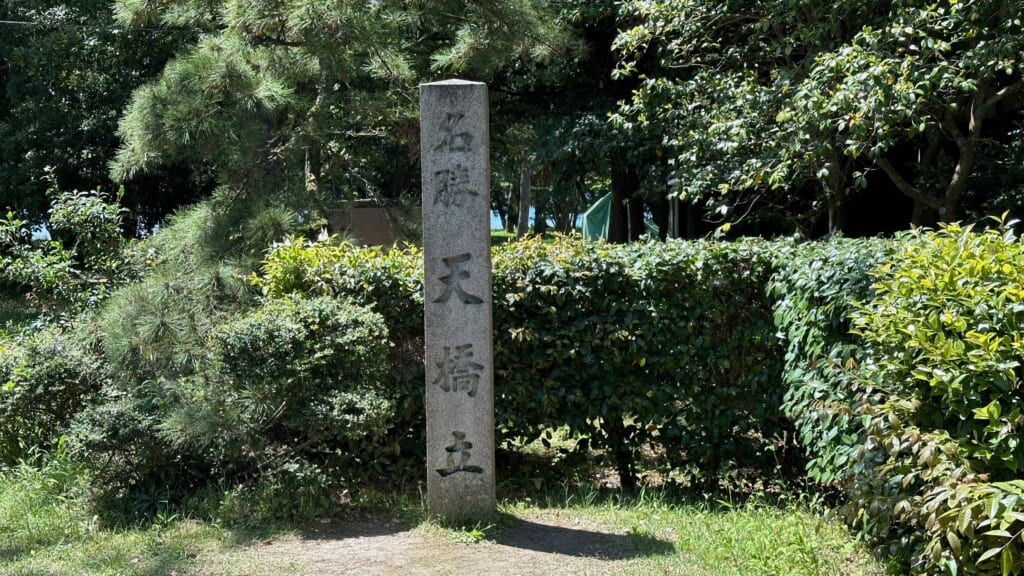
[432,344,484,396]
[436,431,484,477]
[434,253,483,304]
[433,164,478,207]
[434,112,473,153]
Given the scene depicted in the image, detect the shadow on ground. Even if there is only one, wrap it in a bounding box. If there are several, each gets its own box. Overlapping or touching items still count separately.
[233,510,676,576]
[493,516,674,559]
[280,510,675,562]
[0,546,27,563]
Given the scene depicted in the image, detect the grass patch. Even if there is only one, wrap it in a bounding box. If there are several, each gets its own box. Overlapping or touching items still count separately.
[490,230,568,246]
[421,484,891,576]
[491,229,517,246]
[1,448,892,576]
[0,452,296,576]
[500,490,892,576]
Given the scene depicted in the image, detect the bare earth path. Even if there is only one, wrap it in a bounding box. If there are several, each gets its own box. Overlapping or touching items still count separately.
[237,510,672,576]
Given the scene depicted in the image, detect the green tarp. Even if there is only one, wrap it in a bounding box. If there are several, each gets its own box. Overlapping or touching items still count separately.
[581,193,658,241]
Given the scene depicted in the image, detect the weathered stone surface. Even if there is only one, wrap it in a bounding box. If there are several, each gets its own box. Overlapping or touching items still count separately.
[421,80,495,521]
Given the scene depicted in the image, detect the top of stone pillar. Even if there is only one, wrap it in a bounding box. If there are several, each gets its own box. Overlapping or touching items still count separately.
[422,79,484,86]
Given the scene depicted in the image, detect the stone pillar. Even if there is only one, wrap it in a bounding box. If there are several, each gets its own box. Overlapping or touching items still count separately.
[420,80,495,521]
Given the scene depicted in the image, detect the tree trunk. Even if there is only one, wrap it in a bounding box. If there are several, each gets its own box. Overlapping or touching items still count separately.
[517,167,531,239]
[649,196,669,241]
[533,208,548,234]
[609,163,637,243]
[911,200,937,227]
[496,206,507,233]
[122,208,141,239]
[876,156,944,219]
[504,181,515,233]
[494,183,508,231]
[606,418,637,491]
[879,81,1024,224]
[304,58,330,194]
[628,196,645,241]
[821,153,848,235]
[554,211,573,233]
[827,196,845,235]
[941,138,978,222]
[939,80,1024,221]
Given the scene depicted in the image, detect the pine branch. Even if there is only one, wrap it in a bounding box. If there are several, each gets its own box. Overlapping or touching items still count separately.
[246,33,304,48]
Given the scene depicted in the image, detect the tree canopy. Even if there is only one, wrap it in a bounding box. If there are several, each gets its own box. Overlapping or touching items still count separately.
[2,0,1023,238]
[614,0,1024,234]
[0,0,199,231]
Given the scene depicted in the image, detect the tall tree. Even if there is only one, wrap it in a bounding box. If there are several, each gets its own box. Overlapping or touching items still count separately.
[436,0,670,241]
[0,0,196,230]
[614,0,1024,234]
[801,0,1024,224]
[110,0,427,210]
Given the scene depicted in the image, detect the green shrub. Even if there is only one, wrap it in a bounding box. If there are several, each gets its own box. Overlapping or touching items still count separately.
[254,236,424,354]
[0,325,108,463]
[845,222,1024,575]
[254,237,426,469]
[0,185,138,316]
[71,199,396,520]
[45,208,1024,566]
[767,237,894,484]
[493,236,789,488]
[70,381,207,520]
[75,294,395,521]
[199,294,394,465]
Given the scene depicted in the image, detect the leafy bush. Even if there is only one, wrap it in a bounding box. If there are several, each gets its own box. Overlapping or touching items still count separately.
[493,236,790,488]
[0,325,108,464]
[75,294,395,521]
[0,185,137,316]
[254,237,426,468]
[845,222,1024,575]
[254,236,424,355]
[767,237,894,484]
[200,295,393,467]
[157,295,394,520]
[69,388,187,519]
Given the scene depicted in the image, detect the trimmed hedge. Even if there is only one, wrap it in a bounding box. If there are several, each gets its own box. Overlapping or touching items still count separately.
[257,236,797,488]
[767,238,894,484]
[492,237,787,488]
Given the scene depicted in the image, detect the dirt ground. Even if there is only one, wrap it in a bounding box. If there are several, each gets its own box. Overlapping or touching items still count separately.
[237,510,671,576]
